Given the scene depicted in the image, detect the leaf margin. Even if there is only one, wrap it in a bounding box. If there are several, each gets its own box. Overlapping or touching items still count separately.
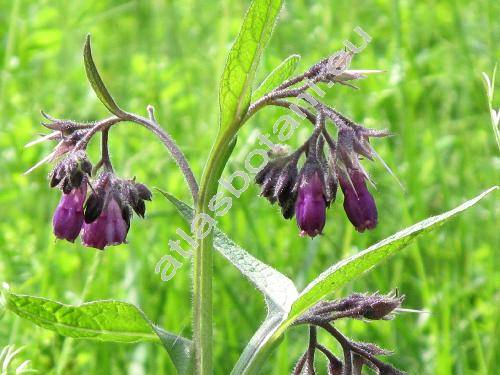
[2,286,193,375]
[234,186,498,374]
[218,0,284,133]
[156,189,299,312]
[252,54,301,100]
[83,34,126,117]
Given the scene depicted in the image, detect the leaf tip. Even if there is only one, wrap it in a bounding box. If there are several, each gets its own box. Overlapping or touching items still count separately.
[84,34,91,55]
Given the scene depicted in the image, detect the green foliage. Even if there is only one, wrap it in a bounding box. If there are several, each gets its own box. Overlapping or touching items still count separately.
[252,54,300,100]
[232,187,498,374]
[0,0,499,374]
[83,35,125,117]
[2,287,192,374]
[160,188,497,374]
[158,190,299,311]
[219,0,283,133]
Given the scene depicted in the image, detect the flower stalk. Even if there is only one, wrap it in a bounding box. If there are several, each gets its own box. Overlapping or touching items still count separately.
[193,129,239,373]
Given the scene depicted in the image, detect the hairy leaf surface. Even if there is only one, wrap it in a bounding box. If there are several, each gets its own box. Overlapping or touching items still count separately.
[252,54,301,100]
[158,190,299,312]
[219,0,283,132]
[233,187,497,374]
[2,288,192,374]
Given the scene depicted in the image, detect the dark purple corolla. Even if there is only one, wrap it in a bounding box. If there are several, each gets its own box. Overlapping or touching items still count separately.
[52,182,87,242]
[295,170,327,237]
[339,169,377,232]
[82,197,129,250]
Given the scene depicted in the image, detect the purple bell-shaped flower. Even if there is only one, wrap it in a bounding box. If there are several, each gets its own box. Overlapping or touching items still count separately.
[52,182,87,242]
[295,167,327,237]
[81,196,129,250]
[339,168,378,232]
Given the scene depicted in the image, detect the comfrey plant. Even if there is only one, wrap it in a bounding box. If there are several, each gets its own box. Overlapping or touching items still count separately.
[2,1,496,374]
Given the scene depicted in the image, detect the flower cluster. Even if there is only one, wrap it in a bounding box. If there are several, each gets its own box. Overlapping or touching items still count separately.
[255,121,386,237]
[252,50,392,237]
[255,52,390,237]
[293,292,406,375]
[28,116,151,250]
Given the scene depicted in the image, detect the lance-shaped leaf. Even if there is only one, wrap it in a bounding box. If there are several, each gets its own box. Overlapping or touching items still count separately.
[219,0,283,133]
[233,186,497,374]
[84,35,126,118]
[158,190,299,313]
[252,54,301,100]
[2,287,192,375]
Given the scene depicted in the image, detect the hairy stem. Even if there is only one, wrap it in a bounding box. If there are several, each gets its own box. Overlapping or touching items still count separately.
[100,128,113,172]
[307,326,317,374]
[72,110,199,203]
[125,111,199,202]
[193,126,238,373]
[319,323,401,374]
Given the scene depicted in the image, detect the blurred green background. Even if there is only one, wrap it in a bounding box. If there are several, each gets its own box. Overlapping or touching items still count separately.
[0,0,498,374]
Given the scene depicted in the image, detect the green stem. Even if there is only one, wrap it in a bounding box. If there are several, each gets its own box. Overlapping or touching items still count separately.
[192,97,270,373]
[193,129,236,374]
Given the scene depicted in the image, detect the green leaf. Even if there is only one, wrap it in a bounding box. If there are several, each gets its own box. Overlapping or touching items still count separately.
[2,287,192,374]
[233,186,498,374]
[252,54,301,100]
[83,35,126,117]
[157,190,299,313]
[219,0,283,133]
[154,326,194,375]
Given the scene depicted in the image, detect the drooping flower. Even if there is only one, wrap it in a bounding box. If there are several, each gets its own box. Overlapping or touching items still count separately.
[255,151,299,219]
[52,181,87,242]
[339,168,377,232]
[80,173,151,250]
[295,164,327,237]
[81,196,129,250]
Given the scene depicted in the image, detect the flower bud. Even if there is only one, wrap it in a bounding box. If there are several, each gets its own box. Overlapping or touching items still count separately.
[325,170,338,206]
[339,169,377,232]
[49,151,92,191]
[69,168,84,188]
[295,163,327,237]
[274,161,298,207]
[255,161,281,204]
[61,178,73,194]
[84,191,105,224]
[255,156,299,219]
[362,294,402,320]
[50,163,65,188]
[80,158,93,176]
[52,181,87,242]
[135,183,152,201]
[132,198,146,218]
[81,197,129,250]
[260,169,279,204]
